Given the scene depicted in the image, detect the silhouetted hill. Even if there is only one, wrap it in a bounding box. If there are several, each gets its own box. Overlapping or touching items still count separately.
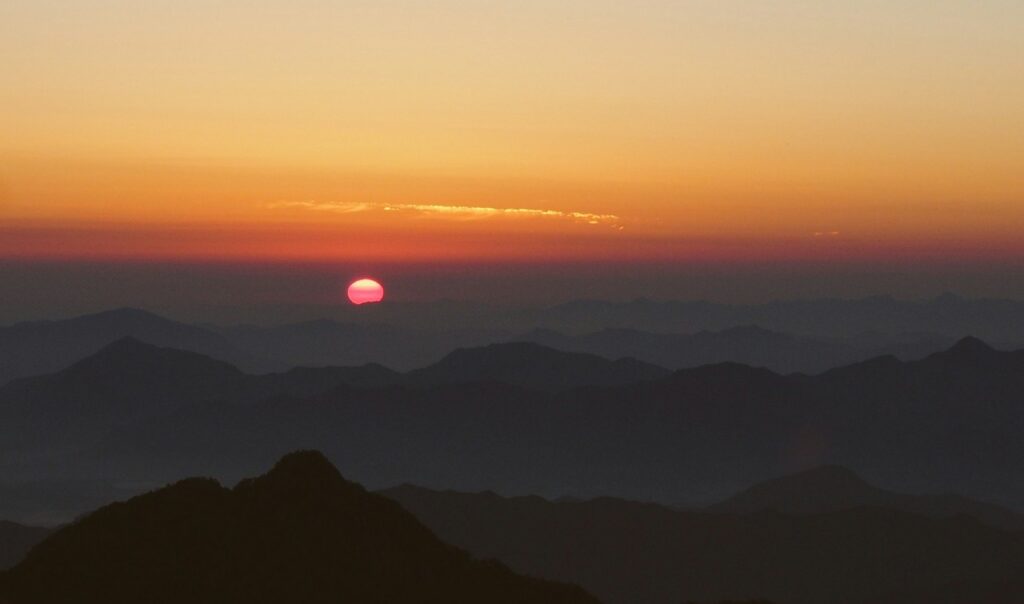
[0,522,50,571]
[0,308,276,384]
[382,484,1024,604]
[0,452,598,604]
[709,465,1024,530]
[406,342,669,391]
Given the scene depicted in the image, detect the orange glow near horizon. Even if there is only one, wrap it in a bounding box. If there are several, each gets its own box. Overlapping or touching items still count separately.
[2,1,1022,265]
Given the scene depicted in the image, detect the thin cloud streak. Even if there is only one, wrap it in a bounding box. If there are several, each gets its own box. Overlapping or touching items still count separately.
[269,200,623,228]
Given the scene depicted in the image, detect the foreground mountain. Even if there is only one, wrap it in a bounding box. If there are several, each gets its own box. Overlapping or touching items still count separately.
[710,465,1024,530]
[0,308,275,384]
[0,452,598,604]
[406,342,669,391]
[0,523,50,571]
[383,484,1024,604]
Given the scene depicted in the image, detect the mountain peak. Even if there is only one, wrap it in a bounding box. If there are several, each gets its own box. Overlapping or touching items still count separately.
[77,337,240,373]
[946,336,995,356]
[96,335,157,352]
[264,450,345,485]
[788,464,869,487]
[710,465,880,514]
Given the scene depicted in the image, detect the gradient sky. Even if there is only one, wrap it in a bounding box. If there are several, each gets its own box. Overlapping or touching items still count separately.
[2,1,1023,313]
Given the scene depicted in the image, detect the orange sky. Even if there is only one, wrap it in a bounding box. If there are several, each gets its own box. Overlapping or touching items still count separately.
[2,1,1022,264]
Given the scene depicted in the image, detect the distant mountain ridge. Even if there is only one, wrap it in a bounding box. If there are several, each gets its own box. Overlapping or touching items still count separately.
[709,465,1024,531]
[0,308,279,384]
[93,336,1024,507]
[4,334,1024,521]
[0,337,668,470]
[383,481,1024,604]
[6,301,1017,385]
[518,294,1024,341]
[406,342,670,391]
[0,451,598,604]
[514,325,959,374]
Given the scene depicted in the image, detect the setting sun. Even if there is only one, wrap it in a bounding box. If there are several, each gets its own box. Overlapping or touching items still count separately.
[347,278,384,305]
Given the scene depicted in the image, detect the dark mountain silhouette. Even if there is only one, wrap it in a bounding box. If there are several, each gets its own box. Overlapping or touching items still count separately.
[215,319,511,371]
[516,294,1024,342]
[516,325,958,374]
[382,484,1024,604]
[5,304,995,384]
[0,308,277,384]
[6,336,1024,521]
[0,338,400,454]
[709,465,1024,530]
[0,451,598,604]
[406,342,670,391]
[0,522,50,571]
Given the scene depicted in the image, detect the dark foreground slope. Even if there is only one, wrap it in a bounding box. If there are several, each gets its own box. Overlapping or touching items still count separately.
[0,452,597,604]
[383,484,1024,604]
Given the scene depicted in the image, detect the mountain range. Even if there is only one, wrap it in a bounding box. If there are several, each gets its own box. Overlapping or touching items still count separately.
[513,294,1024,340]
[383,468,1024,604]
[2,335,1024,521]
[4,301,1016,385]
[515,325,957,375]
[709,465,1024,530]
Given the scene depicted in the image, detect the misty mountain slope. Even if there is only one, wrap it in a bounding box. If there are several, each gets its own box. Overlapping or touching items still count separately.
[0,338,400,454]
[382,484,1024,604]
[5,336,1024,520]
[406,342,670,391]
[709,465,1024,530]
[0,308,277,384]
[519,294,1024,341]
[215,319,511,371]
[75,337,1024,510]
[516,326,864,374]
[0,523,50,571]
[0,452,598,604]
[0,337,244,426]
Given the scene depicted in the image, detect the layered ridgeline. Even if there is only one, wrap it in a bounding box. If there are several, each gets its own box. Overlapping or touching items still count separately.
[0,452,597,604]
[3,301,1009,384]
[709,465,1024,530]
[3,336,1024,517]
[383,468,1024,604]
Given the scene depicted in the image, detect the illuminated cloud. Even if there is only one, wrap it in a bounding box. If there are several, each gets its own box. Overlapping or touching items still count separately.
[813,231,841,237]
[270,200,622,228]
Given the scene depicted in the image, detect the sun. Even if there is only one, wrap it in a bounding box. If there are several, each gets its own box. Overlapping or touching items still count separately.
[347,278,384,305]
